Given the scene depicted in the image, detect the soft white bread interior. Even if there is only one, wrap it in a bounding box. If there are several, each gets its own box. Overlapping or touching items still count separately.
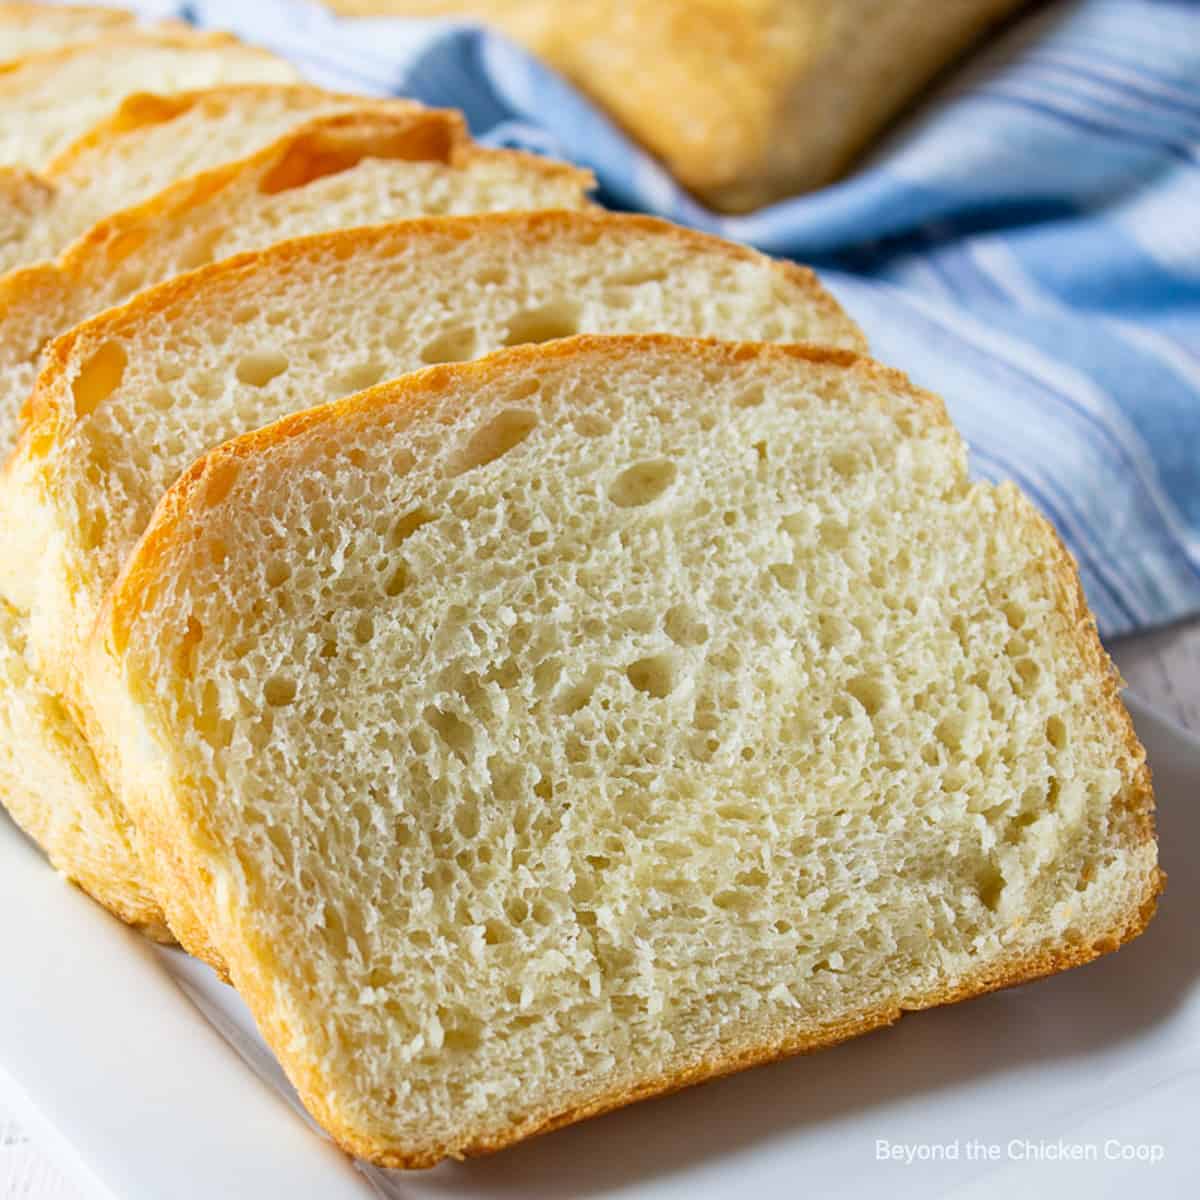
[87,335,1160,1167]
[1,212,861,944]
[0,3,132,61]
[0,105,590,454]
[0,84,417,276]
[0,29,300,169]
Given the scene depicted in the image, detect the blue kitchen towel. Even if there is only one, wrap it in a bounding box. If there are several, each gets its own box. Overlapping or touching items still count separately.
[127,0,1200,637]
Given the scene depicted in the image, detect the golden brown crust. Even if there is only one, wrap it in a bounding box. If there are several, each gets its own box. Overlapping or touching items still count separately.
[42,84,368,176]
[0,26,248,82]
[0,2,132,33]
[44,105,470,278]
[94,334,1159,1167]
[0,2,132,17]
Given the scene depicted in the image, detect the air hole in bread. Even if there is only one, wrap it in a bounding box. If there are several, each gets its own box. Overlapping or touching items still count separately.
[443,1021,483,1054]
[383,564,409,598]
[264,674,297,708]
[975,864,1005,912]
[235,351,289,388]
[831,449,862,477]
[1004,601,1027,629]
[388,507,434,548]
[453,410,537,476]
[1014,658,1040,697]
[420,327,477,365]
[609,459,677,508]
[424,706,473,761]
[1046,715,1068,750]
[176,616,203,680]
[819,519,849,549]
[846,674,888,717]
[626,654,677,698]
[72,341,126,417]
[780,511,812,538]
[502,303,581,347]
[935,714,966,750]
[664,604,708,647]
[265,560,291,589]
[713,889,753,916]
[735,384,765,408]
[454,803,480,840]
[574,413,612,438]
[769,562,800,590]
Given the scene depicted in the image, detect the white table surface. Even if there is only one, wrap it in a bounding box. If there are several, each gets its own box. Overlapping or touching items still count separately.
[4,619,1199,1199]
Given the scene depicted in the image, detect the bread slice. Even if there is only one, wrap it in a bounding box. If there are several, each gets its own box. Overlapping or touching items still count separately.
[0,29,300,170]
[0,84,419,276]
[1,212,862,949]
[86,334,1160,1166]
[0,3,132,61]
[0,106,590,454]
[329,0,1028,211]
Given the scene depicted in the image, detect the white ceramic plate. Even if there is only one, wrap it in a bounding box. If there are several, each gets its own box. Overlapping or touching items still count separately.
[1,695,1196,1200]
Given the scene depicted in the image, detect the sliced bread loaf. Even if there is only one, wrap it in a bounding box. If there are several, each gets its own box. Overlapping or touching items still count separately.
[0,113,587,940]
[0,3,132,61]
[0,29,301,169]
[0,105,587,453]
[86,334,1160,1166]
[0,84,417,275]
[1,212,862,948]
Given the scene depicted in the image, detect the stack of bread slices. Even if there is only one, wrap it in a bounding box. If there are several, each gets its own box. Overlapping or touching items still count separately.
[0,2,1160,1170]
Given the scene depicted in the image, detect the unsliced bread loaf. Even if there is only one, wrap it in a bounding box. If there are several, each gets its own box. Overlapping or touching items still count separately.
[0,29,300,169]
[86,334,1160,1166]
[1,212,862,949]
[0,3,131,61]
[0,84,418,275]
[328,0,1028,211]
[0,105,588,453]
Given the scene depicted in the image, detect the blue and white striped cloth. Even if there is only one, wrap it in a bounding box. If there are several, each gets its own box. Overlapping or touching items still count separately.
[130,0,1200,637]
